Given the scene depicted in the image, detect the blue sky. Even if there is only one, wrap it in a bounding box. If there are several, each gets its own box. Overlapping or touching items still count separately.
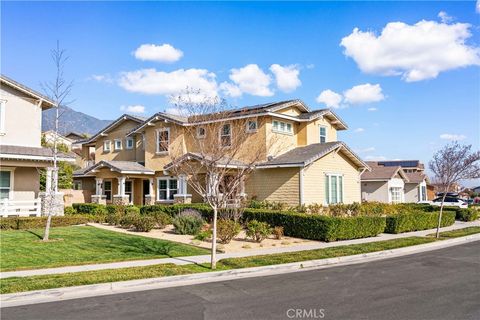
[2,1,480,178]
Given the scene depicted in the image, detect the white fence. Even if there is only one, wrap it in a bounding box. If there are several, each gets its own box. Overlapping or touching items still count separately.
[0,199,42,217]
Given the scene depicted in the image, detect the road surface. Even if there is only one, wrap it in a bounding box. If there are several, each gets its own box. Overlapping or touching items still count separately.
[3,241,479,320]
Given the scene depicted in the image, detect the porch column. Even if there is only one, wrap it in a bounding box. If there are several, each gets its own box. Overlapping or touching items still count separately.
[113,176,129,205]
[117,176,126,196]
[149,178,155,196]
[45,167,53,192]
[174,175,192,204]
[145,178,156,205]
[95,178,103,196]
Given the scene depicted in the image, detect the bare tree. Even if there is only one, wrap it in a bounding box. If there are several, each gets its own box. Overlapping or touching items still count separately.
[166,91,276,269]
[41,42,73,241]
[429,142,480,238]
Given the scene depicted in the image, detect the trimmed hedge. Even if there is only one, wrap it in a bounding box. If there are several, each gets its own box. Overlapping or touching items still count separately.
[0,215,98,230]
[72,203,107,214]
[242,209,386,242]
[140,204,213,220]
[385,210,456,234]
[454,208,479,222]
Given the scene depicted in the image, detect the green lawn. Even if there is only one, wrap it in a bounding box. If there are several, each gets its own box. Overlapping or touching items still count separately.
[427,226,480,239]
[0,236,435,294]
[0,226,209,271]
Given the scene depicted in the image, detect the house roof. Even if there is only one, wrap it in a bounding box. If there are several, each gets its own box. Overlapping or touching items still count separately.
[79,114,147,145]
[1,74,55,109]
[65,131,86,141]
[164,152,247,170]
[361,161,409,181]
[256,141,369,169]
[377,160,425,170]
[404,172,428,184]
[0,145,76,162]
[128,99,348,136]
[74,160,154,176]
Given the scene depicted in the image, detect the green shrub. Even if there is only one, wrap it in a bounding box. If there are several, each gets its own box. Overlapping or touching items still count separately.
[453,208,478,222]
[385,210,456,234]
[173,210,205,235]
[0,215,96,230]
[132,215,155,232]
[194,229,212,241]
[273,226,284,240]
[105,205,126,226]
[125,206,140,215]
[216,219,241,244]
[150,211,172,228]
[140,204,213,221]
[72,203,105,214]
[64,206,77,215]
[119,212,139,229]
[246,220,271,243]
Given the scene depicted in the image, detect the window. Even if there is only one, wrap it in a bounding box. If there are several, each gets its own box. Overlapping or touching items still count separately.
[319,126,327,144]
[197,127,206,139]
[419,185,427,202]
[157,178,178,201]
[246,120,258,133]
[0,170,12,200]
[73,180,82,190]
[126,138,134,150]
[220,124,231,147]
[325,174,343,204]
[114,139,122,151]
[156,128,170,153]
[103,180,112,201]
[124,181,133,203]
[272,120,293,134]
[0,100,6,135]
[103,140,111,152]
[390,187,402,203]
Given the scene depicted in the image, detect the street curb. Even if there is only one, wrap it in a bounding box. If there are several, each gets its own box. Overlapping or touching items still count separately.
[1,233,479,308]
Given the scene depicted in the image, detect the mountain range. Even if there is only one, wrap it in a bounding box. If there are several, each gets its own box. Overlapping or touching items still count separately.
[42,106,112,136]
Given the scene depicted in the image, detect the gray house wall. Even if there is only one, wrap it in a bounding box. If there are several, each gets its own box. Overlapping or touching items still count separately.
[361,181,388,202]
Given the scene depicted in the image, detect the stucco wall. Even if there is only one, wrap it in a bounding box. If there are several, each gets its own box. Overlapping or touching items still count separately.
[361,181,389,202]
[11,167,40,200]
[404,183,420,203]
[95,119,141,162]
[0,85,42,148]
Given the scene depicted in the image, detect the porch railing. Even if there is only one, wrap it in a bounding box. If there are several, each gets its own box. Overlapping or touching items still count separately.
[0,199,42,217]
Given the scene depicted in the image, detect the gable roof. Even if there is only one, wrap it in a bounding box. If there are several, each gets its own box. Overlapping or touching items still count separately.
[404,172,428,184]
[79,114,147,145]
[256,141,369,169]
[128,99,347,136]
[74,160,154,176]
[361,161,409,181]
[1,74,55,109]
[0,145,76,162]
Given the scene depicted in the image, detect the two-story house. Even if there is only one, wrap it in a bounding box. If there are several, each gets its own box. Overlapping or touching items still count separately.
[0,75,75,216]
[74,100,369,207]
[361,160,429,203]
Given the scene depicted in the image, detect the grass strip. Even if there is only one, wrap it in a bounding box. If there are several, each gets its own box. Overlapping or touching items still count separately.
[427,226,480,239]
[0,237,434,294]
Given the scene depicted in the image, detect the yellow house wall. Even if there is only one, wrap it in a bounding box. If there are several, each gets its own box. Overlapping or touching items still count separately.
[305,118,338,145]
[265,116,297,157]
[95,120,141,162]
[303,151,361,205]
[144,122,186,172]
[245,167,300,207]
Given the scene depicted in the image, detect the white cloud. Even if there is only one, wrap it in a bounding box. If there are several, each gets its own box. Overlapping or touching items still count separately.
[355,147,376,154]
[340,19,480,82]
[477,0,480,13]
[440,133,467,141]
[368,107,378,112]
[343,83,385,105]
[438,11,453,23]
[269,64,301,93]
[365,155,387,161]
[89,74,114,83]
[306,64,315,69]
[227,64,273,97]
[118,68,218,98]
[133,44,183,63]
[219,82,242,98]
[354,128,365,133]
[316,89,343,108]
[120,105,145,114]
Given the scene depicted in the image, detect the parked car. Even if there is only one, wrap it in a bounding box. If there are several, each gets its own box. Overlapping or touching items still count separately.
[431,197,468,209]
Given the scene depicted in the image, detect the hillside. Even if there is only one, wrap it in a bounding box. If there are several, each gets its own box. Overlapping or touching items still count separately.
[42,106,112,136]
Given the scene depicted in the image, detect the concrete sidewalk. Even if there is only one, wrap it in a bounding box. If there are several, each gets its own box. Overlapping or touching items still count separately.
[1,220,479,279]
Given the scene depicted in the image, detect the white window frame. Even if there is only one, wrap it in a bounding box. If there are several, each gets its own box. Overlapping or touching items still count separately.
[272,119,293,135]
[319,125,327,144]
[0,99,6,135]
[325,173,344,205]
[124,180,134,204]
[196,127,206,139]
[220,123,232,147]
[156,128,170,154]
[103,180,112,201]
[103,140,111,152]
[125,137,134,150]
[114,139,122,151]
[156,177,179,202]
[390,187,402,204]
[0,168,14,201]
[246,119,258,133]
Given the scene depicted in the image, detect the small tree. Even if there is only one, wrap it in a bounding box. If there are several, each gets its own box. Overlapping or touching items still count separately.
[41,42,73,241]
[429,142,480,238]
[166,91,278,269]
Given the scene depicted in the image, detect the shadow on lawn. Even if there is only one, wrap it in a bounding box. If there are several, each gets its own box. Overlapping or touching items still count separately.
[26,230,43,240]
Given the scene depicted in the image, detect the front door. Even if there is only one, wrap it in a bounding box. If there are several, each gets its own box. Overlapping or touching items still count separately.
[142,180,150,205]
[125,181,133,204]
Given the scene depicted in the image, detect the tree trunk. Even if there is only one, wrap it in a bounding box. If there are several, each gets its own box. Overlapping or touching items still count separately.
[211,205,218,269]
[43,213,52,241]
[435,192,448,238]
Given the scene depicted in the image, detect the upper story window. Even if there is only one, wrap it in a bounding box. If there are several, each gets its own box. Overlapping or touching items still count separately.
[246,120,258,133]
[0,100,6,135]
[319,126,327,144]
[197,127,206,139]
[272,120,292,134]
[114,139,122,151]
[103,140,111,152]
[156,128,170,153]
[220,124,232,147]
[325,173,343,205]
[126,137,134,150]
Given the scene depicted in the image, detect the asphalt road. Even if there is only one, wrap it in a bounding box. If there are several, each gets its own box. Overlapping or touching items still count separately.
[2,242,479,320]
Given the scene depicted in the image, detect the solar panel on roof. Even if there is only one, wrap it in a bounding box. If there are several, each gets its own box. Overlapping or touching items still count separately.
[378,160,419,168]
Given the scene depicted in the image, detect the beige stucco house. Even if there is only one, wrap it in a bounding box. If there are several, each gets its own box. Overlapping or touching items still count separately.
[74,100,369,207]
[361,160,428,204]
[0,75,75,216]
